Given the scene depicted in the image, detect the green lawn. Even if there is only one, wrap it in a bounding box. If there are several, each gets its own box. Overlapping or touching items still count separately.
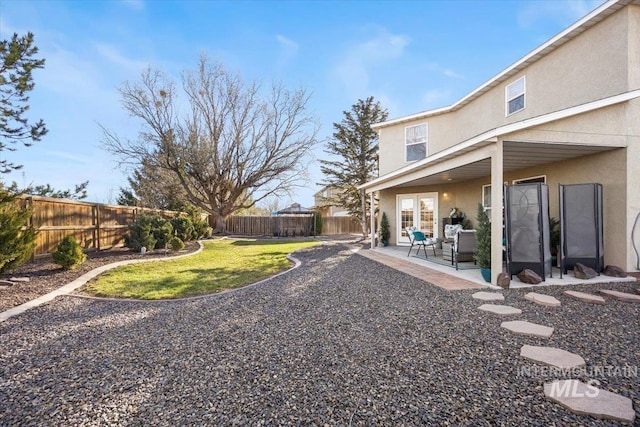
[81,239,319,300]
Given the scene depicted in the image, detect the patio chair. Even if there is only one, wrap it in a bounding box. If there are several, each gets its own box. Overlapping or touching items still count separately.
[406,227,437,258]
[454,229,477,270]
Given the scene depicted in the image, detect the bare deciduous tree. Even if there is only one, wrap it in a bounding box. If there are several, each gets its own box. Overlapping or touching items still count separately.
[102,57,319,232]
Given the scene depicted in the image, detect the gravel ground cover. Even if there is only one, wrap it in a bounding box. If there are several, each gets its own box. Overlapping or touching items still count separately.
[1,242,638,426]
[0,242,200,312]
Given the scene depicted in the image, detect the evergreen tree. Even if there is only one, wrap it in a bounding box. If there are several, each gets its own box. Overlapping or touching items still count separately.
[319,97,388,237]
[1,32,47,173]
[0,189,37,273]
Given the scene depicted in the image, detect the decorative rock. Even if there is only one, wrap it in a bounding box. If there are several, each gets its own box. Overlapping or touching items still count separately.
[501,320,554,338]
[544,380,636,424]
[517,269,542,284]
[603,265,627,278]
[564,290,605,305]
[524,292,561,307]
[520,345,585,369]
[472,291,505,301]
[0,280,15,287]
[497,272,510,289]
[598,289,640,303]
[478,304,522,315]
[8,277,30,282]
[573,262,597,279]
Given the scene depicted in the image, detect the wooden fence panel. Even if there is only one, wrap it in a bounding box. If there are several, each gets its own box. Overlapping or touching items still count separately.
[321,217,362,235]
[17,196,186,256]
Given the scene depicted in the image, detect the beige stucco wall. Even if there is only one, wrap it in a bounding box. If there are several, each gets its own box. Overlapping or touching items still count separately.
[379,148,629,268]
[379,5,632,176]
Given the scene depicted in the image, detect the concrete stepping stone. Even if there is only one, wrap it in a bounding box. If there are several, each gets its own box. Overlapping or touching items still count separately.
[524,292,561,307]
[544,379,636,424]
[598,289,640,303]
[564,290,605,305]
[472,291,504,301]
[501,320,554,338]
[478,304,521,315]
[520,345,585,369]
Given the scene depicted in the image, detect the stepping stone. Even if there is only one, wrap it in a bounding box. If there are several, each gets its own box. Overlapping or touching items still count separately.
[544,379,636,424]
[524,292,561,307]
[598,289,640,303]
[520,345,585,369]
[472,291,504,301]
[501,320,554,338]
[478,304,521,315]
[564,290,605,305]
[8,277,29,282]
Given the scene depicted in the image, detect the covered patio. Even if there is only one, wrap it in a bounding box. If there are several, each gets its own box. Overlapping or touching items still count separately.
[362,244,635,290]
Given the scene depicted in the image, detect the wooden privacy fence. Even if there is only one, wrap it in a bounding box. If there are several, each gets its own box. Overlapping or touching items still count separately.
[224,215,362,236]
[19,196,186,256]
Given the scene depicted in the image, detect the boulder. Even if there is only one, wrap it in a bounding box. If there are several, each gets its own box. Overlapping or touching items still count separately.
[517,269,542,284]
[603,265,627,278]
[574,262,597,280]
[497,272,510,289]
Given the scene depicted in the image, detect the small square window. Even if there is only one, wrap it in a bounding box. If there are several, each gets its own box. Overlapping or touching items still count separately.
[506,76,526,116]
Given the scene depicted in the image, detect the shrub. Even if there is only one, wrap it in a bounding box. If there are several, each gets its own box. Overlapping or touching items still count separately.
[52,235,86,269]
[150,216,173,249]
[169,236,185,252]
[0,190,37,274]
[125,215,157,252]
[379,212,390,243]
[171,217,195,241]
[474,203,491,269]
[313,211,322,235]
[183,205,212,239]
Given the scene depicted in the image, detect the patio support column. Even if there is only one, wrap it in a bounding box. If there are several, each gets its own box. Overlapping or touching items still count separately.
[370,191,376,249]
[490,140,504,284]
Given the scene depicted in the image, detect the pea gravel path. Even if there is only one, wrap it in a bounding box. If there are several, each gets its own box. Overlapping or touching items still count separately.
[1,242,638,426]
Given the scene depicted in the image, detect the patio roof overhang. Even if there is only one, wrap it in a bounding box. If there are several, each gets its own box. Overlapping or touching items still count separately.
[360,90,640,193]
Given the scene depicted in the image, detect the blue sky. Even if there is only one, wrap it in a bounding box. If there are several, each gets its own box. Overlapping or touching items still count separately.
[1,0,603,208]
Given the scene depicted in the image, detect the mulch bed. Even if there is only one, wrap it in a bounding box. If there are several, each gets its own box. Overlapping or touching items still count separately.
[0,242,200,312]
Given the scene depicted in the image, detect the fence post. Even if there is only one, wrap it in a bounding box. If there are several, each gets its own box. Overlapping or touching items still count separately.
[95,203,101,251]
[28,196,35,261]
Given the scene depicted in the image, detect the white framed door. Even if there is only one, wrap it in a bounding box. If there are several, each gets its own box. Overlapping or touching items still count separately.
[396,193,439,245]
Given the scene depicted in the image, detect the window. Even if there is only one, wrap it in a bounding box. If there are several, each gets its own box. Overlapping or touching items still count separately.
[513,175,546,184]
[506,76,525,116]
[405,123,427,162]
[482,184,492,219]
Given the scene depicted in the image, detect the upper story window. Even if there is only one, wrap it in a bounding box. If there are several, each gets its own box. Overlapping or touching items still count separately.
[405,123,427,162]
[506,76,526,116]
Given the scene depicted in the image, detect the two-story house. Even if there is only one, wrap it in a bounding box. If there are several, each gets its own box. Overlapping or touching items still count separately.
[361,0,640,284]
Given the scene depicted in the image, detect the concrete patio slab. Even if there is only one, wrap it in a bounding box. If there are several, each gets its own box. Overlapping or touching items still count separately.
[564,290,605,304]
[598,289,640,303]
[524,292,561,307]
[520,345,585,369]
[478,304,521,315]
[472,291,504,301]
[501,320,554,338]
[544,379,636,424]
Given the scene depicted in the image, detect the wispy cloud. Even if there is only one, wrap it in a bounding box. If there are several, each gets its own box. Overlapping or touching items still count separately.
[517,0,604,28]
[94,42,148,74]
[45,151,90,165]
[276,35,299,53]
[333,26,410,97]
[427,62,464,79]
[422,89,451,108]
[121,0,144,11]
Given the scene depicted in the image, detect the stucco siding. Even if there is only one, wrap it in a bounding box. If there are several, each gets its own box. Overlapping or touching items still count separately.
[378,5,632,176]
